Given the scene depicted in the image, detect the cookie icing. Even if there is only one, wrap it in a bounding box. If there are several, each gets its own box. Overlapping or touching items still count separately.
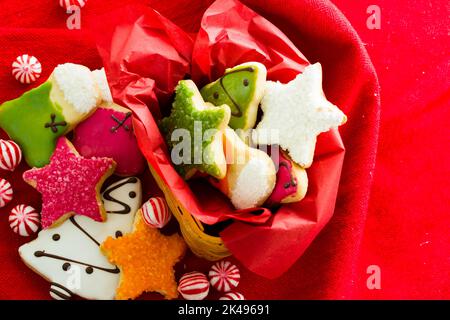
[201,62,267,131]
[73,105,145,176]
[19,177,142,300]
[23,137,116,228]
[0,82,67,168]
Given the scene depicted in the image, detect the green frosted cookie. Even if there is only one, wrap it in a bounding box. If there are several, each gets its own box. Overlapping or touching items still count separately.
[160,80,231,180]
[0,63,101,168]
[200,62,267,131]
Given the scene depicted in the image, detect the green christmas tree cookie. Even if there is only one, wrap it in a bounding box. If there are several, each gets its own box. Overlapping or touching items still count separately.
[160,80,231,180]
[0,63,102,168]
[200,62,267,131]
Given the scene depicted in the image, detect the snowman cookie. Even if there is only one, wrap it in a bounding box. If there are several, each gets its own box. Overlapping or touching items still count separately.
[19,177,142,300]
[0,63,101,168]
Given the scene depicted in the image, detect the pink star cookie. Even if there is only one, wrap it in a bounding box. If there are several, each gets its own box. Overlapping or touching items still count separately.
[23,137,116,228]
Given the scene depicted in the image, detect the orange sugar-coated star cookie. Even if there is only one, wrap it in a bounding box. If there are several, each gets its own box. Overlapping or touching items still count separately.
[101,210,187,300]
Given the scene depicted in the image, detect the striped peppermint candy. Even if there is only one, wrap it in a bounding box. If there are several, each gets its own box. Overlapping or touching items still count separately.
[209,260,240,292]
[9,205,40,237]
[141,197,172,228]
[219,292,245,300]
[59,0,87,10]
[12,54,42,84]
[178,271,210,300]
[0,178,13,208]
[0,139,22,171]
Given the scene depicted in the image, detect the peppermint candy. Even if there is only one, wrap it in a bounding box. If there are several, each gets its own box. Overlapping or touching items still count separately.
[59,0,87,10]
[209,260,240,292]
[0,178,13,208]
[0,139,22,171]
[9,205,40,237]
[178,271,210,300]
[12,54,42,84]
[142,197,171,228]
[219,292,245,300]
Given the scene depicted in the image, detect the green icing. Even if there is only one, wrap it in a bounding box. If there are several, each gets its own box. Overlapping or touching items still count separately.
[160,80,229,179]
[201,64,264,130]
[0,81,67,168]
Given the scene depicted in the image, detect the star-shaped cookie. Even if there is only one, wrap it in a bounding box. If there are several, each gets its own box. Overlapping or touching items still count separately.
[23,137,116,228]
[160,80,231,179]
[253,63,347,168]
[101,211,187,300]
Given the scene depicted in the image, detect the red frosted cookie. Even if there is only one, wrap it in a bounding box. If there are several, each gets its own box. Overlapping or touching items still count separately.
[23,137,116,228]
[73,104,145,176]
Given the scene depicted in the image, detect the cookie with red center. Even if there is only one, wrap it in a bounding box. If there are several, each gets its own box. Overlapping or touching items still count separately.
[23,137,116,228]
[208,260,240,292]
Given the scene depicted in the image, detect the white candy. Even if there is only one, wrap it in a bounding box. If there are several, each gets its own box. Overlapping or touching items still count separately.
[141,197,172,228]
[9,205,40,237]
[0,178,13,208]
[12,54,42,84]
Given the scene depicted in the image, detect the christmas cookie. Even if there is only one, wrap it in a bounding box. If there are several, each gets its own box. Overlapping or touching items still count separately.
[210,128,276,210]
[73,104,145,176]
[201,62,267,132]
[253,63,347,168]
[23,137,116,228]
[160,80,231,179]
[0,63,101,167]
[92,68,113,103]
[18,177,142,300]
[101,210,187,300]
[266,150,308,205]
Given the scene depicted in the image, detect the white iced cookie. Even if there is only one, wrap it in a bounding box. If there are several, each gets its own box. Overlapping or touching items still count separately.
[253,63,347,168]
[50,63,102,126]
[210,128,276,209]
[92,68,113,103]
[19,177,142,300]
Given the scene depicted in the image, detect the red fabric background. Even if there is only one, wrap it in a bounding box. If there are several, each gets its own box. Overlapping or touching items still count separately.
[0,0,448,299]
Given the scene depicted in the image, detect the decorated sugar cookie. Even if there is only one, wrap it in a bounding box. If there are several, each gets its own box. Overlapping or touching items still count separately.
[73,104,145,176]
[23,137,116,228]
[0,63,101,167]
[209,128,276,210]
[101,210,187,300]
[160,80,231,179]
[253,63,347,168]
[201,62,267,131]
[19,177,142,300]
[266,150,308,205]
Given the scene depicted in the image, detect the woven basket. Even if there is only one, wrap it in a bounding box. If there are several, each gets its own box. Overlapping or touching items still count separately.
[148,165,231,261]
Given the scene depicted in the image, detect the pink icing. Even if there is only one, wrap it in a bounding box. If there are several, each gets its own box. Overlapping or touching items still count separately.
[266,151,298,205]
[72,107,145,176]
[23,137,115,228]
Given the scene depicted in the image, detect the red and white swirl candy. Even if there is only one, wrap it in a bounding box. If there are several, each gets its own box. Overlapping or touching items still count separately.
[59,0,87,10]
[12,54,42,84]
[209,260,240,292]
[142,197,171,228]
[0,178,13,208]
[178,271,210,300]
[9,205,40,237]
[219,292,245,300]
[0,139,22,171]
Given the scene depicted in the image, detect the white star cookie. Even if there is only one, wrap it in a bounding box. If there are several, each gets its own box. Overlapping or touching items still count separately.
[253,63,347,168]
